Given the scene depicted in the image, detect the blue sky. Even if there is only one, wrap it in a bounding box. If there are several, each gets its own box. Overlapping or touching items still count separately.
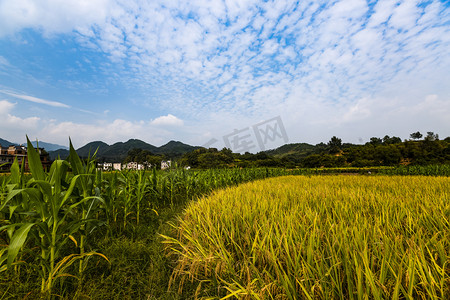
[0,0,449,150]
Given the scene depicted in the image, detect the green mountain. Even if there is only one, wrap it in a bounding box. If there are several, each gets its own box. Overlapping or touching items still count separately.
[48,139,199,162]
[49,149,70,160]
[1,138,67,151]
[100,139,159,161]
[31,141,68,151]
[157,140,200,155]
[265,143,317,157]
[76,141,110,158]
[0,138,17,147]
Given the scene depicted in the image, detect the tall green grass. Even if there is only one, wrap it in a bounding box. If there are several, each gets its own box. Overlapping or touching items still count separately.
[164,175,450,299]
[377,164,450,176]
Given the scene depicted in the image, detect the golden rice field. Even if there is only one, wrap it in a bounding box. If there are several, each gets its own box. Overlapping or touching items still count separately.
[164,175,450,299]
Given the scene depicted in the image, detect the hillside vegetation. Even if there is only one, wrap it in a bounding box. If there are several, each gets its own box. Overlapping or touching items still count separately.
[179,137,450,168]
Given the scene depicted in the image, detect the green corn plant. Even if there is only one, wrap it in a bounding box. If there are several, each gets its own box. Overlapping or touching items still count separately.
[0,137,107,297]
[135,170,148,226]
[121,170,136,230]
[100,171,125,234]
[67,139,106,282]
[1,158,29,276]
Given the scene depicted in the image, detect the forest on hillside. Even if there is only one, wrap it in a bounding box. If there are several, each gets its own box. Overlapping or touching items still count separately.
[124,132,450,169]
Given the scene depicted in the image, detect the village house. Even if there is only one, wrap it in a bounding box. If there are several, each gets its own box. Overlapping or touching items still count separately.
[97,162,149,171]
[124,162,145,170]
[102,163,113,171]
[0,144,51,171]
[161,160,171,170]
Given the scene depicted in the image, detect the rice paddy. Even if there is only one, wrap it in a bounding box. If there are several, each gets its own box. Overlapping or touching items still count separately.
[164,175,449,299]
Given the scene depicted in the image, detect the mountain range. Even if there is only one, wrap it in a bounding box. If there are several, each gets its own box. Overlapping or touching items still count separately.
[31,141,69,151]
[2,136,321,162]
[0,138,68,151]
[1,137,199,161]
[0,138,17,147]
[49,139,200,161]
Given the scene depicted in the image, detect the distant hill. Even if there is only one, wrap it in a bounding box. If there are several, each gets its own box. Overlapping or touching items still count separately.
[0,138,17,147]
[31,141,68,151]
[76,141,110,158]
[100,139,159,161]
[157,140,200,155]
[48,139,199,162]
[1,138,68,151]
[265,143,317,157]
[49,149,70,160]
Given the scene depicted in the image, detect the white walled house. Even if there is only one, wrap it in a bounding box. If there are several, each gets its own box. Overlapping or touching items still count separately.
[125,162,138,170]
[124,162,145,170]
[161,160,171,170]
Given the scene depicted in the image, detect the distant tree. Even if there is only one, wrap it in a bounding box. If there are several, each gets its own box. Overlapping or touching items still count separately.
[220,148,234,161]
[302,154,323,168]
[410,131,423,140]
[315,142,328,153]
[424,132,439,142]
[255,152,270,160]
[382,135,402,144]
[328,136,342,154]
[388,136,401,144]
[374,145,401,165]
[369,137,382,145]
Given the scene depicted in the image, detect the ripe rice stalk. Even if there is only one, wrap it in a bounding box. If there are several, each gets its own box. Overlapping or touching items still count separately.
[164,175,450,299]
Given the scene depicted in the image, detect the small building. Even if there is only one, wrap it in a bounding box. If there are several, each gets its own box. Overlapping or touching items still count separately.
[161,160,171,170]
[124,162,138,170]
[0,144,51,171]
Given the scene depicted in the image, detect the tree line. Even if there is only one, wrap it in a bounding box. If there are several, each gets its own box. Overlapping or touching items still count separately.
[122,132,450,169]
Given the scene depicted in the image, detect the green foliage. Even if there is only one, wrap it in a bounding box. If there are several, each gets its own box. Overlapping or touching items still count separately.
[123,148,163,167]
[174,136,450,169]
[328,136,343,153]
[410,131,423,140]
[304,139,450,168]
[1,138,108,297]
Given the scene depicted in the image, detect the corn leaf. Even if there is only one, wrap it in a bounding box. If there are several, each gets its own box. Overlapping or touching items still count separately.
[10,157,20,185]
[7,223,35,269]
[26,136,45,181]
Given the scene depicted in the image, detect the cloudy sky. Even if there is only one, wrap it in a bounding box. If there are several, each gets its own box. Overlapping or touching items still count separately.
[0,0,449,150]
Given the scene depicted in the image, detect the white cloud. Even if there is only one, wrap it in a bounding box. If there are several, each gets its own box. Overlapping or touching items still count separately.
[0,102,188,146]
[0,100,40,141]
[0,99,14,112]
[0,56,10,66]
[0,90,70,108]
[42,117,189,147]
[0,0,116,37]
[151,114,184,127]
[389,0,420,30]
